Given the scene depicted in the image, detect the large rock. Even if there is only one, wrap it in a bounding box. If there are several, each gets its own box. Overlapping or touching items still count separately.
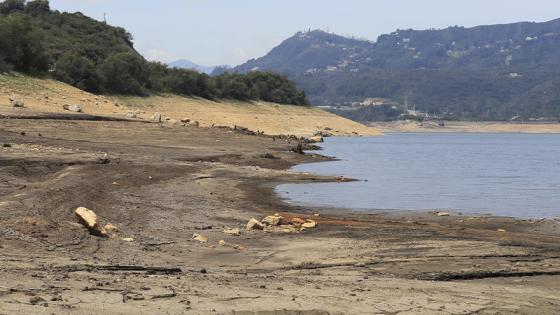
[246,218,264,230]
[74,207,107,237]
[262,215,282,226]
[63,104,83,112]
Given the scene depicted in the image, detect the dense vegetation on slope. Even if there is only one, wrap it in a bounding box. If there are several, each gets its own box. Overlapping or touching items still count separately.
[0,0,308,105]
[234,21,560,120]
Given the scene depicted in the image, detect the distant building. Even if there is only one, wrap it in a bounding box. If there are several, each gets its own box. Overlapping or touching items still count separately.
[359,97,387,107]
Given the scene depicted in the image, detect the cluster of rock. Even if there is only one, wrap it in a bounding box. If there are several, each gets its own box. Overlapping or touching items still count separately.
[246,214,318,233]
[189,214,319,251]
[151,112,199,127]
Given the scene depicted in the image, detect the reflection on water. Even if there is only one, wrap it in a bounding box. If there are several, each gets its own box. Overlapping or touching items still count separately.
[276,133,560,218]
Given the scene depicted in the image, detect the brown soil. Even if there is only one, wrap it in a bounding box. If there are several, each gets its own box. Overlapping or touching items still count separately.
[1,117,560,314]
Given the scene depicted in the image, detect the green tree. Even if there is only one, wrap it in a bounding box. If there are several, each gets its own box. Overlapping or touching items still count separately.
[0,14,48,72]
[0,0,24,15]
[24,0,50,15]
[98,52,148,95]
[53,53,99,92]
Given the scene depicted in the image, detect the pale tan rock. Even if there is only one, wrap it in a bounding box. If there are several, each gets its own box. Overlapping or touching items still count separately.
[280,225,299,233]
[122,237,134,242]
[152,112,162,123]
[218,240,227,246]
[302,220,317,228]
[290,217,306,226]
[223,228,241,236]
[193,233,208,243]
[437,212,450,217]
[74,207,107,237]
[63,104,82,112]
[262,215,282,226]
[246,218,264,230]
[104,223,119,234]
[10,95,24,108]
[309,136,324,143]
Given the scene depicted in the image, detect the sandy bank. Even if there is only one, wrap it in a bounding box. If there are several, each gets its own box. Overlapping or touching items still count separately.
[0,73,380,137]
[371,120,560,134]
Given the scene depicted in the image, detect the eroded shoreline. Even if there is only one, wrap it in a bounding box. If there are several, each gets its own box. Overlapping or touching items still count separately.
[1,118,560,314]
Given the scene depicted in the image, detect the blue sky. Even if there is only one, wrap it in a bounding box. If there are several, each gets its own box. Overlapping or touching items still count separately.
[50,0,560,66]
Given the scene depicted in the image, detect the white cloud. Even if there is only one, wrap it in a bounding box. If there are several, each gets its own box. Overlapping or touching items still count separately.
[144,48,178,63]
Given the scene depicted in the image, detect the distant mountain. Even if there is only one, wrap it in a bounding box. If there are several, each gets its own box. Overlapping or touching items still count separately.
[168,59,230,75]
[234,19,560,121]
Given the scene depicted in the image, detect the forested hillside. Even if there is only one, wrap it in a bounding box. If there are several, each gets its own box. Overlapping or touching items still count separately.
[234,19,560,120]
[0,0,308,105]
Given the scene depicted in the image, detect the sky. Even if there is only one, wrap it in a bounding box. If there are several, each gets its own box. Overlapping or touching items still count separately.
[50,0,560,67]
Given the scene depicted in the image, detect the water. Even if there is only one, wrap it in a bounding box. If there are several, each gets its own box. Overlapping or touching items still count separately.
[276,133,560,219]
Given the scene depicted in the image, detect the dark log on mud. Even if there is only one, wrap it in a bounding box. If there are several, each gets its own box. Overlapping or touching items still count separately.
[57,264,183,274]
[417,270,560,281]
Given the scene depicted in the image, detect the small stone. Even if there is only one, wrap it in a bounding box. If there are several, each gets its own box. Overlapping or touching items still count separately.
[302,220,317,229]
[103,223,119,234]
[223,228,241,236]
[497,229,507,232]
[122,237,134,242]
[437,212,450,217]
[152,112,162,123]
[192,233,208,243]
[218,240,227,246]
[126,112,137,118]
[29,296,45,305]
[246,218,264,230]
[11,96,25,108]
[62,104,83,112]
[308,136,324,143]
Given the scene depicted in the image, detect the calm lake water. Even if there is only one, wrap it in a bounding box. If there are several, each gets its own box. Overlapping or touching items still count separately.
[276,133,560,219]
